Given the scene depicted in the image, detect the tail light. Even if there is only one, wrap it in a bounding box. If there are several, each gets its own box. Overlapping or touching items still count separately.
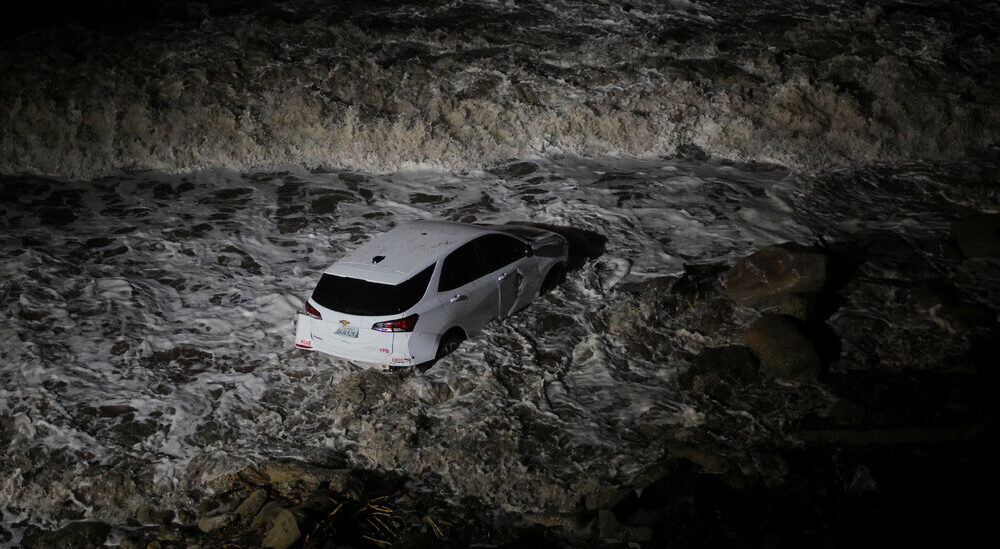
[372,314,419,332]
[305,301,322,319]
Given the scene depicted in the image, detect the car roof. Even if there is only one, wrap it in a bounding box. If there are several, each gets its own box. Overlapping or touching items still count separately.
[324,220,498,285]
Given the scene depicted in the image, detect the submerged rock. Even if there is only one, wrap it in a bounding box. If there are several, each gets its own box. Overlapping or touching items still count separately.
[951,213,1000,258]
[743,315,823,381]
[726,243,829,320]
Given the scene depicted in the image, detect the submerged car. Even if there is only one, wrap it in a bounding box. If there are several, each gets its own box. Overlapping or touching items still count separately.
[295,220,568,369]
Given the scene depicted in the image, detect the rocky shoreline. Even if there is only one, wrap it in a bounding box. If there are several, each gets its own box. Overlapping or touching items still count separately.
[9,210,997,548]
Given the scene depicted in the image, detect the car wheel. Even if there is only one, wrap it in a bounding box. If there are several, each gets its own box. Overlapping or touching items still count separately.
[436,331,465,360]
[540,263,566,294]
[415,330,465,374]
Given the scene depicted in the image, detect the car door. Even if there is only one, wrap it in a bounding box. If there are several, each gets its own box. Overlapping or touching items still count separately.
[475,234,538,318]
[438,239,497,336]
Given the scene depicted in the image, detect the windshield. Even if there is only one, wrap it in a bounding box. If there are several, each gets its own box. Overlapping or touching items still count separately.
[311,264,434,316]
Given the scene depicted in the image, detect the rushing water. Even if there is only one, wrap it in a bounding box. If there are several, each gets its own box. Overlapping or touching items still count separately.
[2,0,998,178]
[1,0,999,542]
[2,154,998,537]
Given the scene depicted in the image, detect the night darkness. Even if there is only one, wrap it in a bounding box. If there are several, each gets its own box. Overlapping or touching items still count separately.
[1,1,999,548]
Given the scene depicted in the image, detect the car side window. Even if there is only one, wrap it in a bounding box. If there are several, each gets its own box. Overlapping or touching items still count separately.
[475,234,527,273]
[439,241,489,292]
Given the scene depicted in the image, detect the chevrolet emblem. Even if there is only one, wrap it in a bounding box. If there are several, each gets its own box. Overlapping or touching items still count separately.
[340,320,350,325]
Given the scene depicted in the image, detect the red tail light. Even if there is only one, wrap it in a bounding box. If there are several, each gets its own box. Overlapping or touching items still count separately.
[305,301,322,319]
[372,314,419,333]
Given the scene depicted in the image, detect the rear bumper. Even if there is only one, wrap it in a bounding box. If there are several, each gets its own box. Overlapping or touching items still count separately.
[294,314,435,368]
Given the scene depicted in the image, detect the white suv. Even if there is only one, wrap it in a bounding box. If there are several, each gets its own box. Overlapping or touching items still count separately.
[295,220,568,369]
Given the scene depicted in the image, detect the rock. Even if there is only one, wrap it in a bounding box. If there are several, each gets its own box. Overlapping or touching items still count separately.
[584,487,638,513]
[593,509,652,542]
[490,161,538,179]
[743,315,823,381]
[909,280,959,311]
[528,512,577,530]
[682,345,761,386]
[295,488,338,513]
[197,512,232,533]
[726,243,829,320]
[251,501,286,530]
[262,509,301,549]
[951,213,1000,258]
[22,521,110,549]
[235,489,268,521]
[328,471,365,500]
[909,280,997,330]
[264,461,352,498]
[596,509,620,539]
[665,440,724,473]
[136,505,175,525]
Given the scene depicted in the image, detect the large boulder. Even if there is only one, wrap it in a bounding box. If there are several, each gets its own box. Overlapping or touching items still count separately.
[726,243,829,320]
[743,315,823,381]
[951,213,1000,258]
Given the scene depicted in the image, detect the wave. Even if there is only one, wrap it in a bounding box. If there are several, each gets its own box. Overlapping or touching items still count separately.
[1,0,998,178]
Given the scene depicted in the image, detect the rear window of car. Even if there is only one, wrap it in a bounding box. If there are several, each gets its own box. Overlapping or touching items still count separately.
[311,264,434,316]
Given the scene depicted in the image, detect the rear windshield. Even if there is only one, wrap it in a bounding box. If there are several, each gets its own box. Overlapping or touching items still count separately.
[311,264,434,316]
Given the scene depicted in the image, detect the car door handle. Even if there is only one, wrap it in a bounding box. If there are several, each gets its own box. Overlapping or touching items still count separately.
[497,272,509,281]
[450,294,468,302]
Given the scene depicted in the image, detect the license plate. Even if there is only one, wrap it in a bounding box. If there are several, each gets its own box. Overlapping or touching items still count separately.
[335,326,359,338]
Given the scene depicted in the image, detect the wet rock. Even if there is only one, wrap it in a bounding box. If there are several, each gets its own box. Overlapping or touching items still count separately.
[491,161,538,179]
[665,439,724,473]
[527,511,577,531]
[328,471,365,500]
[909,281,997,331]
[583,486,638,513]
[235,489,268,521]
[338,173,365,183]
[909,280,959,311]
[309,190,355,214]
[743,315,823,381]
[197,512,232,533]
[22,521,110,549]
[136,505,175,525]
[262,509,300,549]
[251,501,286,530]
[726,243,829,320]
[264,461,353,498]
[594,508,652,542]
[951,213,1000,258]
